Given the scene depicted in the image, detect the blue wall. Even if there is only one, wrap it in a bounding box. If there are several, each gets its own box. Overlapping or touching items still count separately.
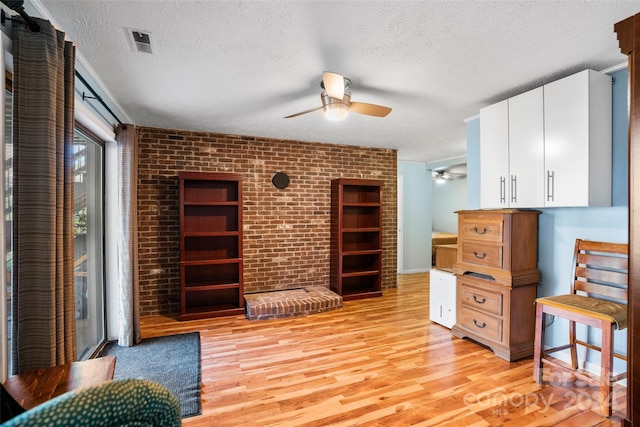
[397,162,432,273]
[465,118,481,209]
[432,177,467,233]
[466,68,629,370]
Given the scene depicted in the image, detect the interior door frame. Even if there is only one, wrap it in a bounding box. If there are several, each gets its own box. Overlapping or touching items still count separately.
[397,174,403,273]
[615,13,640,427]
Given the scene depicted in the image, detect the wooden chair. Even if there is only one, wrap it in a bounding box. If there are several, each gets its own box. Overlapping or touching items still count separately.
[532,239,628,417]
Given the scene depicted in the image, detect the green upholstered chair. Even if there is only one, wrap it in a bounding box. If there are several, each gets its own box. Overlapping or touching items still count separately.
[0,379,181,427]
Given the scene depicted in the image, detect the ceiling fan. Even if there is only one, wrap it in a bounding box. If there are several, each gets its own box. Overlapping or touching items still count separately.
[284,72,392,121]
[431,164,467,184]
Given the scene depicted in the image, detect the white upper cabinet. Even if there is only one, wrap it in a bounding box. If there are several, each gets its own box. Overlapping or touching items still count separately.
[543,69,612,207]
[480,88,544,209]
[508,87,545,208]
[479,69,611,209]
[480,100,509,208]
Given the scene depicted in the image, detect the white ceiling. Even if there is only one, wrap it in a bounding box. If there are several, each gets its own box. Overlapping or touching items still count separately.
[32,0,639,163]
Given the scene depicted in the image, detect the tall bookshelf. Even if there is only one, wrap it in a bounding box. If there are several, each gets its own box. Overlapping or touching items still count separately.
[330,178,383,300]
[179,172,244,320]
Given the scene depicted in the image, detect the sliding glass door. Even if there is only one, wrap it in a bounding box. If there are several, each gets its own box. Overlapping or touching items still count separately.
[73,127,105,360]
[3,117,106,374]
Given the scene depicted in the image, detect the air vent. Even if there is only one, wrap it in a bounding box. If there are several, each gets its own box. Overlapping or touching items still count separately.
[129,29,153,54]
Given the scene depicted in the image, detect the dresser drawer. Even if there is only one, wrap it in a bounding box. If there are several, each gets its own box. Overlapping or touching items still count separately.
[459,282,502,316]
[458,306,503,342]
[460,242,503,268]
[459,215,504,243]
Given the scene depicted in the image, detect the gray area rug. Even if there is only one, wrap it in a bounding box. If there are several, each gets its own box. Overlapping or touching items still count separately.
[99,332,201,418]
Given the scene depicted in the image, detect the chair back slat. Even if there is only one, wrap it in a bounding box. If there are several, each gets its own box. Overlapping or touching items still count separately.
[575,266,628,287]
[574,280,628,302]
[571,239,629,304]
[577,240,628,254]
[577,253,628,271]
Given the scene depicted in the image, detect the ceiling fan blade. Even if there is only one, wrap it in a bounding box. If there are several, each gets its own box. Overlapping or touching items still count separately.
[283,105,323,119]
[323,72,345,100]
[349,102,392,117]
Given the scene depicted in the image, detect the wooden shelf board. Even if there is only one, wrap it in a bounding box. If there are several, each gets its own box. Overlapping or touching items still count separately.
[341,270,379,278]
[342,249,382,256]
[183,201,239,206]
[184,283,240,292]
[342,202,380,207]
[183,231,239,237]
[181,258,242,266]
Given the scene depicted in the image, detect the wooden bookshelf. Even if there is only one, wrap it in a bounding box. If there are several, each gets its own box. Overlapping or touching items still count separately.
[179,172,244,320]
[330,178,383,300]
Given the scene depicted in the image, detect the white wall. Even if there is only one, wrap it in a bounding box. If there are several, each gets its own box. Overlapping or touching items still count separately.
[431,177,467,233]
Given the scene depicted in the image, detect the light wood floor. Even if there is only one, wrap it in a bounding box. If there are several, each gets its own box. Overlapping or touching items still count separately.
[140,273,626,426]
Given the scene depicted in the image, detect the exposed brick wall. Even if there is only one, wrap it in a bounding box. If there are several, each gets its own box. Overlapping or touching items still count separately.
[136,126,397,316]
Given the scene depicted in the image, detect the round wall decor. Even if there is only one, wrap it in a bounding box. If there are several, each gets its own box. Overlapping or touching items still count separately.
[272,172,290,189]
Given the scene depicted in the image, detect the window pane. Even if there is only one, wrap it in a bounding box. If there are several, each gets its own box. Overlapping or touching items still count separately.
[73,129,105,359]
[5,82,13,374]
[3,94,106,373]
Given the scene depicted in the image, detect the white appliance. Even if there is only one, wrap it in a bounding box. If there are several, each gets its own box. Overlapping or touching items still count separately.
[429,269,457,329]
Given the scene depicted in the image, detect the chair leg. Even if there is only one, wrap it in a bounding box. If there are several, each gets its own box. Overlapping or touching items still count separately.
[533,303,545,383]
[569,319,578,370]
[599,321,614,417]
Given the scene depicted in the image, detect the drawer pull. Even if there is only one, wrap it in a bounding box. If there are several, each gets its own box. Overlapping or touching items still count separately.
[473,251,487,259]
[473,319,487,329]
[473,295,486,304]
[473,227,487,235]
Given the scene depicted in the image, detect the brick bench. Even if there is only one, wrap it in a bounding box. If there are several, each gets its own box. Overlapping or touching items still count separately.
[244,286,343,320]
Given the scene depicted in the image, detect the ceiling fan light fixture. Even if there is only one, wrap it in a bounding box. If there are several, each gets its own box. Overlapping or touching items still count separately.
[321,91,351,121]
[435,175,446,184]
[324,103,349,121]
[284,72,390,120]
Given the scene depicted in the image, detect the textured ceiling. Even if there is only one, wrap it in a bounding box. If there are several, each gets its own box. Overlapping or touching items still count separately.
[33,0,639,163]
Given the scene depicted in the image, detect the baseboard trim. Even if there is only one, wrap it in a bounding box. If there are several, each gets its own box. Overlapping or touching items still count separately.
[399,268,431,274]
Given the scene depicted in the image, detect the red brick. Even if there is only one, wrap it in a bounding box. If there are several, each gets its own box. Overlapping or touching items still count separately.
[137,126,397,316]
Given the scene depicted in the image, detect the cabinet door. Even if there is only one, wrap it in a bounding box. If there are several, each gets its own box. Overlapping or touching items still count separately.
[508,87,544,208]
[544,70,612,207]
[480,100,509,209]
[544,71,591,207]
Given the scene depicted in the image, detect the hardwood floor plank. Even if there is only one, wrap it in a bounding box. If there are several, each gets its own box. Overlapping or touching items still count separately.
[140,272,626,426]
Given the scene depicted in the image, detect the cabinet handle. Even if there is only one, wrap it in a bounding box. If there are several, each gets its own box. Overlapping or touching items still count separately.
[473,295,486,304]
[547,170,554,202]
[473,251,487,259]
[473,227,487,235]
[473,319,487,329]
[499,176,506,204]
[511,175,517,203]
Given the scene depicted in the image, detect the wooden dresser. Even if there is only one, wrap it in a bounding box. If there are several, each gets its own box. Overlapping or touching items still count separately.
[451,209,540,361]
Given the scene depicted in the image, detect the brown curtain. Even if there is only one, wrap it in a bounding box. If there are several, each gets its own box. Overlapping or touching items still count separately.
[116,124,141,347]
[11,17,77,373]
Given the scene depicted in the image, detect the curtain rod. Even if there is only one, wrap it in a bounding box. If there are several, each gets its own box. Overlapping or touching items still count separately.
[1,3,124,126]
[0,1,39,33]
[75,72,124,126]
